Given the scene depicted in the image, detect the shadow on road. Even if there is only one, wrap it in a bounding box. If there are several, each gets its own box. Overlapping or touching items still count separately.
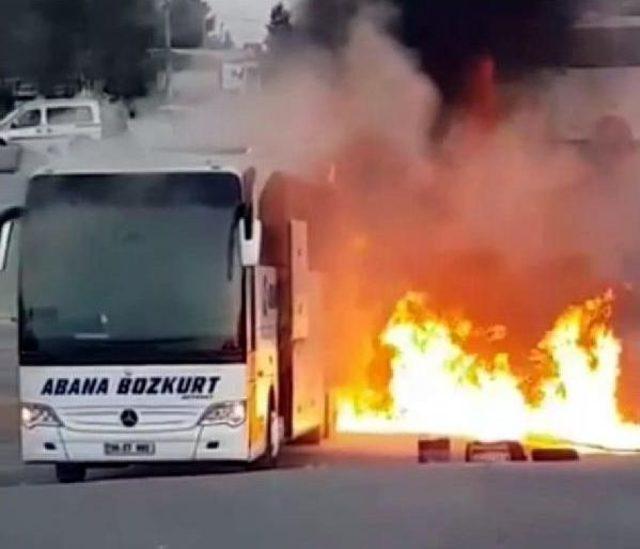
[0,448,316,487]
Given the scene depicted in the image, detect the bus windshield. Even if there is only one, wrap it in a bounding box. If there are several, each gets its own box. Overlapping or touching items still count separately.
[20,172,245,365]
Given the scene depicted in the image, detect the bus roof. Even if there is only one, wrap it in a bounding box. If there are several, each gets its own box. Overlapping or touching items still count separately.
[33,164,243,179]
[32,147,252,180]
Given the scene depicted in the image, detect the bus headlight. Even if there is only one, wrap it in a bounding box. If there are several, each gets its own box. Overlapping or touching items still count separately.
[21,403,63,429]
[198,400,246,428]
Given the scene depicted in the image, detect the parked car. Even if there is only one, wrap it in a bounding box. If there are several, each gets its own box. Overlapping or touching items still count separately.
[0,98,124,156]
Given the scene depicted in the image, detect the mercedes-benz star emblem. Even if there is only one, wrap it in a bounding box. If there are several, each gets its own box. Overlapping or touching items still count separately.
[120,409,138,428]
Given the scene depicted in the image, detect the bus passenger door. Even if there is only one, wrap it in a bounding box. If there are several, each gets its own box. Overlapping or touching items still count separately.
[250,267,278,458]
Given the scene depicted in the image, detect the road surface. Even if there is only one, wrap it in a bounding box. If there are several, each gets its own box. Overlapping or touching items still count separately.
[2,317,640,549]
[2,438,640,549]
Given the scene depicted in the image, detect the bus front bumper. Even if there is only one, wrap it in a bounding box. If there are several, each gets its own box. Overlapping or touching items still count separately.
[21,424,250,463]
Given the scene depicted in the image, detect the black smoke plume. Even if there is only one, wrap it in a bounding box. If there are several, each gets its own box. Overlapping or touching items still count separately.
[299,0,582,105]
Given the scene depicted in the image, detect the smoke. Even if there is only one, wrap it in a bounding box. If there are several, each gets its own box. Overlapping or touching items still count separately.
[297,0,580,106]
[14,1,639,414]
[238,5,640,416]
[0,0,157,98]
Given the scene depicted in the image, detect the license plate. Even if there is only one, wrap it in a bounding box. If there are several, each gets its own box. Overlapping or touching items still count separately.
[104,442,156,456]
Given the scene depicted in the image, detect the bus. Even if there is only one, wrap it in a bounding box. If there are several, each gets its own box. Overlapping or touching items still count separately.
[0,158,327,482]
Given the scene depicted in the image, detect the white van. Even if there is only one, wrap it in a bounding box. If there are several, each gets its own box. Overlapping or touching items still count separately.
[0,98,105,155]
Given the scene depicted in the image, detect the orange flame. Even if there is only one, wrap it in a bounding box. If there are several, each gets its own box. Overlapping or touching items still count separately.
[337,291,640,450]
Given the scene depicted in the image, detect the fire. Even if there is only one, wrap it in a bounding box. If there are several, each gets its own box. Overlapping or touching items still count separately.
[337,291,640,450]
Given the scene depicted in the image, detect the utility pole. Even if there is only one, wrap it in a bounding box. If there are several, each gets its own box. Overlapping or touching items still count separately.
[162,0,173,98]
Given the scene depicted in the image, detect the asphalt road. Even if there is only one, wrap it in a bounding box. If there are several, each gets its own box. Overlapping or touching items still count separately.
[0,280,640,549]
[2,320,640,548]
[2,291,640,547]
[2,440,640,549]
[4,115,640,549]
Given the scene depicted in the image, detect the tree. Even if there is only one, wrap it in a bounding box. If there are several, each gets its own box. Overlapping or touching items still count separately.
[169,0,209,49]
[296,0,359,50]
[266,3,295,53]
[0,0,158,98]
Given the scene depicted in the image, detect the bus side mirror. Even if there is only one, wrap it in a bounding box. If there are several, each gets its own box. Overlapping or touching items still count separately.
[0,206,23,271]
[240,167,260,266]
[239,218,262,267]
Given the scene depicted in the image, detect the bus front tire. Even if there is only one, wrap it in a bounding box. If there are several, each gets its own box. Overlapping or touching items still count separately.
[252,398,278,470]
[55,463,87,483]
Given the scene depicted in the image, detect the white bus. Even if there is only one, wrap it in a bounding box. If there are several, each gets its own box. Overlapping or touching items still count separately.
[0,160,327,482]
